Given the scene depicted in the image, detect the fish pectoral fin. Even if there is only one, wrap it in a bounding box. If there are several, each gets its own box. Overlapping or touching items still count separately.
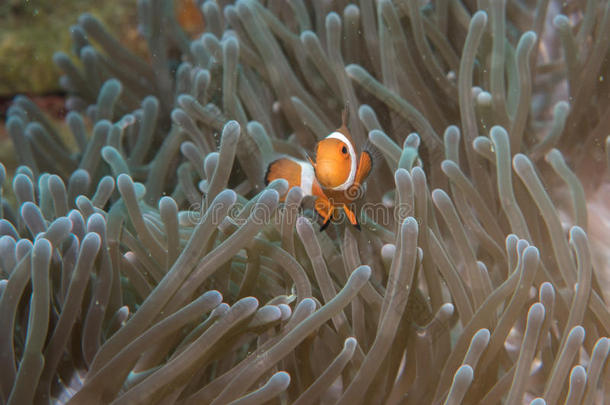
[354,151,372,186]
[306,154,316,169]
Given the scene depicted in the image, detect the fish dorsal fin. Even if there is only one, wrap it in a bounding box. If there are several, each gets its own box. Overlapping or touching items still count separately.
[334,105,355,150]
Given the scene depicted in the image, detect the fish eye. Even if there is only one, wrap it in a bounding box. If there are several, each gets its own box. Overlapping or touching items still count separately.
[341,146,347,154]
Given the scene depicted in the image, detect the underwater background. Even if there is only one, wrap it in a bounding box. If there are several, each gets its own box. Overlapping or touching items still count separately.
[0,0,609,404]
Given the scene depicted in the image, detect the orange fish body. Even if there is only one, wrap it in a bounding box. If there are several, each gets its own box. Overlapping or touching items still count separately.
[265,113,372,230]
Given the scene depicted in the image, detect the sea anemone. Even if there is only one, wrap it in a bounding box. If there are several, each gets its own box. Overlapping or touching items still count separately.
[1,0,608,404]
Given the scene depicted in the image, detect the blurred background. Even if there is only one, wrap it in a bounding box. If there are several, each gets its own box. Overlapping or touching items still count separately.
[0,0,203,172]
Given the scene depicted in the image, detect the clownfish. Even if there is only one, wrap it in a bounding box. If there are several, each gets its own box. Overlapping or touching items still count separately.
[265,110,372,231]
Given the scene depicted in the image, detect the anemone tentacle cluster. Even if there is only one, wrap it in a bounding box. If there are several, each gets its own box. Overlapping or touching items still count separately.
[1,0,609,404]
